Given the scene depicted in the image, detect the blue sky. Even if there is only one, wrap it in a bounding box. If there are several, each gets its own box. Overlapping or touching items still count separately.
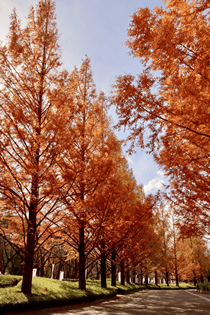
[0,0,168,195]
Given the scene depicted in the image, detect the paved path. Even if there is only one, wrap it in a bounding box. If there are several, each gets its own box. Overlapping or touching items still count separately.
[5,290,210,315]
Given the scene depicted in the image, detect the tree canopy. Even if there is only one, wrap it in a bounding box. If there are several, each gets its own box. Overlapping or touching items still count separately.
[111,0,210,236]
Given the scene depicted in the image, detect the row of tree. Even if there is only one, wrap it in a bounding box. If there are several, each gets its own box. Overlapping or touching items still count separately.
[0,0,156,294]
[1,203,209,286]
[0,0,209,295]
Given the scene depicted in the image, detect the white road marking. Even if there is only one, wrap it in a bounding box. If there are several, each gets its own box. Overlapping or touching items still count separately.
[187,291,210,302]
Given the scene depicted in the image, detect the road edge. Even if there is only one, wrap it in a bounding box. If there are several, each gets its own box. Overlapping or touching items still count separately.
[187,291,210,303]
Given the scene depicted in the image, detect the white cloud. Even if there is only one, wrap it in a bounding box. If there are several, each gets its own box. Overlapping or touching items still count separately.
[157,170,164,177]
[125,155,134,164]
[144,177,164,194]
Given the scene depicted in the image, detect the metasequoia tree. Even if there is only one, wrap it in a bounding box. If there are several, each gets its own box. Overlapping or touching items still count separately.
[97,162,143,287]
[0,0,71,294]
[111,0,210,235]
[154,202,181,286]
[100,170,155,287]
[152,201,174,285]
[58,57,122,290]
[124,201,159,285]
[175,236,210,284]
[97,158,155,286]
[78,152,139,288]
[171,208,180,286]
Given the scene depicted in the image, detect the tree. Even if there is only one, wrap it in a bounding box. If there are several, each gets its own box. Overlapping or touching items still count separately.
[0,0,71,294]
[154,207,210,285]
[171,208,179,286]
[103,175,156,287]
[58,57,123,290]
[174,236,209,284]
[111,0,210,235]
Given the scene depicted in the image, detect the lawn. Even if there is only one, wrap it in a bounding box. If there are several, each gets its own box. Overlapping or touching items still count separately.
[0,276,119,313]
[0,275,197,313]
[0,275,22,288]
[146,282,196,290]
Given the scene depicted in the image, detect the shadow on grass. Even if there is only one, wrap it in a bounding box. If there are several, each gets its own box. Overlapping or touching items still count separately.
[0,278,197,314]
[0,275,22,288]
[0,278,118,314]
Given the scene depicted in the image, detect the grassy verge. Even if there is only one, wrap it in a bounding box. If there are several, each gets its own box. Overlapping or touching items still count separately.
[108,279,146,294]
[0,276,197,314]
[107,280,196,294]
[0,275,22,288]
[0,277,118,313]
[146,282,196,290]
[197,282,210,291]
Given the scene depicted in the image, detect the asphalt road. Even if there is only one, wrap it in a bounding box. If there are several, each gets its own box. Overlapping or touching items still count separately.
[5,290,210,315]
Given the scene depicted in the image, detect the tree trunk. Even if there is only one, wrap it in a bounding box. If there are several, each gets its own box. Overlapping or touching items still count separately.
[21,220,36,294]
[175,266,179,286]
[96,261,100,280]
[155,270,158,285]
[133,270,136,284]
[56,261,63,279]
[120,260,125,286]
[0,240,2,273]
[40,264,44,277]
[126,264,130,284]
[111,250,116,287]
[21,183,37,294]
[173,215,179,287]
[74,258,78,279]
[66,264,70,279]
[166,268,169,286]
[193,271,197,286]
[101,239,106,288]
[79,219,86,290]
[145,275,148,286]
[140,270,143,285]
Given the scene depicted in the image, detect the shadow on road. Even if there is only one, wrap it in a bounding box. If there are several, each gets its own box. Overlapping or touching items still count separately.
[5,290,210,315]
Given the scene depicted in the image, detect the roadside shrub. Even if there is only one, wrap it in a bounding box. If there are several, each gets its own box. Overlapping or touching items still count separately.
[197,282,210,291]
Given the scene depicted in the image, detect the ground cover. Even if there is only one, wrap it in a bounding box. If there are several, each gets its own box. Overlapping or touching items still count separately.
[0,276,197,314]
[0,277,117,313]
[147,282,196,290]
[0,275,22,288]
[197,282,210,291]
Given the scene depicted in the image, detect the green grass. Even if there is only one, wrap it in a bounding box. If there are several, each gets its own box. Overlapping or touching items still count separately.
[107,278,146,294]
[0,276,197,313]
[146,282,196,290]
[0,276,118,313]
[0,275,22,288]
[197,282,210,291]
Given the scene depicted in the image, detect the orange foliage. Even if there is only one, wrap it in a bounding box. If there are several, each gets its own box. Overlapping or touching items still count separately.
[0,0,72,293]
[111,0,210,236]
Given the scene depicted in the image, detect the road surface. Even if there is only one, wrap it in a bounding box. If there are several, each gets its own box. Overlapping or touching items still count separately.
[5,290,210,315]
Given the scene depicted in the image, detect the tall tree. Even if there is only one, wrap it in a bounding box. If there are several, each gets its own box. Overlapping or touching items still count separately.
[59,57,122,290]
[171,208,179,286]
[0,0,70,294]
[111,0,210,235]
[174,236,210,284]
